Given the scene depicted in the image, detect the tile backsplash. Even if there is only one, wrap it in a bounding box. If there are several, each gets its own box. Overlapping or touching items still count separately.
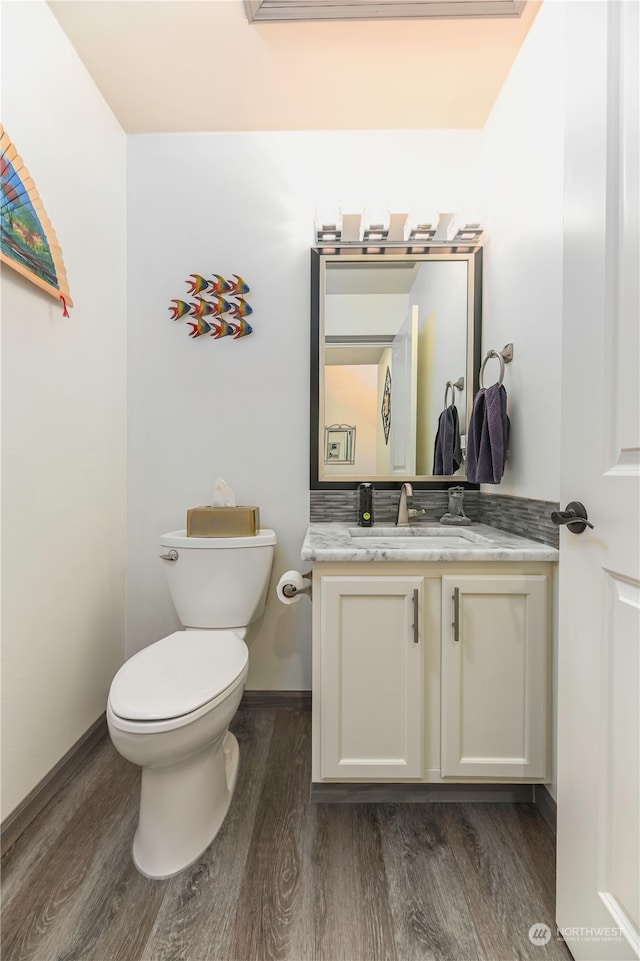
[475,493,559,548]
[309,489,559,548]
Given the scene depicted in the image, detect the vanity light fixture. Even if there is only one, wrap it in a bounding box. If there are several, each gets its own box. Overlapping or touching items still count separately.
[314,210,484,248]
[247,0,526,22]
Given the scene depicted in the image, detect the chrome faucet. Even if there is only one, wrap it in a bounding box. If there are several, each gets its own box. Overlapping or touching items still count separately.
[396,483,414,527]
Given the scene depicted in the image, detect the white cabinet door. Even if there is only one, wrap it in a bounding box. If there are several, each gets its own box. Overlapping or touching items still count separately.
[319,575,423,779]
[441,575,547,779]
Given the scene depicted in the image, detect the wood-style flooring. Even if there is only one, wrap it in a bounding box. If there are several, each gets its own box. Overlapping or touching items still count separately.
[1,708,573,961]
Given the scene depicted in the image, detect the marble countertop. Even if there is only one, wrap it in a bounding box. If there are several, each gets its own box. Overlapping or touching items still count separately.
[301,522,559,563]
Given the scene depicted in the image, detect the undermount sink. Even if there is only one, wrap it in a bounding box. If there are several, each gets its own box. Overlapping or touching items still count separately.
[352,535,483,549]
[348,526,490,547]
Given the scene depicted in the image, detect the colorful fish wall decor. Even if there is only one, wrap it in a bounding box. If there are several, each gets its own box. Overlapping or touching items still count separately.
[168,272,253,341]
[231,318,253,339]
[169,299,191,320]
[230,297,252,320]
[187,317,212,338]
[1,125,73,314]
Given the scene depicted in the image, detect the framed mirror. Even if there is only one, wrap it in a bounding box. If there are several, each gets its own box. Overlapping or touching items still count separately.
[310,246,482,489]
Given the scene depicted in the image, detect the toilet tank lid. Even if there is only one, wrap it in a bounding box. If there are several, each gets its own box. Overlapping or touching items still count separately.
[108,631,248,722]
[160,529,276,549]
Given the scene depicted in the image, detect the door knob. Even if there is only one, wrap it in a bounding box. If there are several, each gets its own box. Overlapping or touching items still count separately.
[551,501,594,534]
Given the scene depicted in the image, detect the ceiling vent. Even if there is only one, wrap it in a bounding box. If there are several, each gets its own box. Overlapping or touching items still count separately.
[245,0,526,22]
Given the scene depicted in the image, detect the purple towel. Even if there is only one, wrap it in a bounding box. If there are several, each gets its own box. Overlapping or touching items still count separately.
[433,405,462,475]
[466,383,510,484]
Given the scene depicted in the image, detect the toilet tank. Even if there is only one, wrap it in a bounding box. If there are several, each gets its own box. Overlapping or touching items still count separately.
[159,529,276,629]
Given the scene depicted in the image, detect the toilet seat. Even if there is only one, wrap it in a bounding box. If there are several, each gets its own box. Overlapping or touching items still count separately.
[108,630,248,730]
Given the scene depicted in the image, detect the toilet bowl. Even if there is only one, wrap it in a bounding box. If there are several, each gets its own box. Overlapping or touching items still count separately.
[107,529,276,879]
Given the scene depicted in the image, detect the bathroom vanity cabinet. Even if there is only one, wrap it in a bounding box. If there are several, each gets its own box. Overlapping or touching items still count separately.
[319,574,424,779]
[440,573,547,779]
[302,524,558,789]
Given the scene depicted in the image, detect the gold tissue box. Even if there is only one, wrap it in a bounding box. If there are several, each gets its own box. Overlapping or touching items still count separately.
[186,506,260,537]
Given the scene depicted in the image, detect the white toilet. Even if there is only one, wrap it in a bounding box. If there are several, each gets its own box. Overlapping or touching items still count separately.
[107,528,276,880]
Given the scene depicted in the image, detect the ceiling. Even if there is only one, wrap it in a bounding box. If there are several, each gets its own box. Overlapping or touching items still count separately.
[47,0,540,133]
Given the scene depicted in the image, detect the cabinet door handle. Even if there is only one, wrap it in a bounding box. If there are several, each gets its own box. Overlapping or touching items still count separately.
[412,588,420,644]
[452,587,460,642]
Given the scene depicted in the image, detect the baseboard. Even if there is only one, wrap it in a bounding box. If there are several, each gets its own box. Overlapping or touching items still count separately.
[311,782,536,803]
[1,713,108,856]
[241,690,312,711]
[534,784,557,834]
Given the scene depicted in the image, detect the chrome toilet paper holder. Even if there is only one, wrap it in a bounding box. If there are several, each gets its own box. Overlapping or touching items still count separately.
[281,571,313,599]
[282,571,311,597]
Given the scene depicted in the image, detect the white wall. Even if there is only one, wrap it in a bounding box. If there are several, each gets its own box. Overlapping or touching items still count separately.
[0,1,127,820]
[126,131,482,688]
[482,0,565,502]
[482,0,567,800]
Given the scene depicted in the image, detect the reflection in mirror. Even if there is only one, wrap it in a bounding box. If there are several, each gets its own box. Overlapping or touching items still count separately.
[324,424,356,464]
[311,247,482,488]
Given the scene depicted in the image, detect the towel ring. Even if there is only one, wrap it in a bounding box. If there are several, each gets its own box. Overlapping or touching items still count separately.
[444,376,464,408]
[479,344,513,388]
[480,352,505,387]
[444,383,455,407]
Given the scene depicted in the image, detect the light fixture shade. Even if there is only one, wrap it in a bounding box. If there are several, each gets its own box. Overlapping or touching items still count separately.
[362,207,390,241]
[433,213,457,242]
[315,205,342,243]
[406,212,438,242]
[386,212,409,242]
[341,213,363,243]
[453,223,485,242]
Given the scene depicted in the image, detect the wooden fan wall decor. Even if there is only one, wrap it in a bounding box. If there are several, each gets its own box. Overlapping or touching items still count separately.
[0,125,73,313]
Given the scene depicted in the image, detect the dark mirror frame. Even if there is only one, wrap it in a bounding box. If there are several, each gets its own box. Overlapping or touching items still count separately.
[310,244,483,490]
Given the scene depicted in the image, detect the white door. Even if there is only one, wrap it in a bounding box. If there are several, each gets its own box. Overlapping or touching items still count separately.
[441,575,548,780]
[390,305,418,474]
[556,4,639,960]
[319,575,423,779]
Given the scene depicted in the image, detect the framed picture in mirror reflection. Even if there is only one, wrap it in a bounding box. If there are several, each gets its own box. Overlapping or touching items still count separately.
[324,424,356,465]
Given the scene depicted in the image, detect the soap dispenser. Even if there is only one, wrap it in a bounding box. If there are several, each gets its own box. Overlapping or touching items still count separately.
[357,483,374,527]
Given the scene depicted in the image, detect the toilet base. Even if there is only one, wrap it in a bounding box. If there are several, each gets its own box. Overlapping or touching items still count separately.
[132,730,240,880]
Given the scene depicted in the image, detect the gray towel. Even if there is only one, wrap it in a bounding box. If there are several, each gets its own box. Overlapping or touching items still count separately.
[433,404,462,475]
[466,383,510,484]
